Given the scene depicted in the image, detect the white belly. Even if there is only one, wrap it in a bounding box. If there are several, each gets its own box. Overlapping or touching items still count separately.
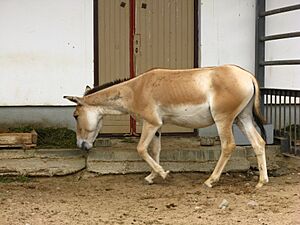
[160,103,214,128]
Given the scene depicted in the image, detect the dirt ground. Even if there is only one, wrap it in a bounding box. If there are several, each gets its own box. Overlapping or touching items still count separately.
[0,164,299,225]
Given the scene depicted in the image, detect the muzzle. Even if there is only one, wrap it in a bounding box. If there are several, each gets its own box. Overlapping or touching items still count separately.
[81,141,90,151]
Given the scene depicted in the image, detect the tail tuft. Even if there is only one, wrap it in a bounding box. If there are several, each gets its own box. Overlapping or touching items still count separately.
[252,78,267,142]
[253,108,266,141]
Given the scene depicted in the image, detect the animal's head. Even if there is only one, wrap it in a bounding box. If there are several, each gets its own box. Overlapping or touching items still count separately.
[64,86,103,150]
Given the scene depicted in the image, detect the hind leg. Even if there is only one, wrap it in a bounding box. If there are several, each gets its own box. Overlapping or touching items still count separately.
[204,121,236,187]
[237,116,268,188]
[145,130,161,184]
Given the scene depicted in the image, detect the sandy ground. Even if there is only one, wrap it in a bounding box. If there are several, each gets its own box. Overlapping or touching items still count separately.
[0,168,299,225]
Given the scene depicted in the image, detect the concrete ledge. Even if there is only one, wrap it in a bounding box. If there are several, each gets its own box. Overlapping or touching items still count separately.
[87,146,250,174]
[0,143,281,176]
[87,159,250,174]
[0,149,85,176]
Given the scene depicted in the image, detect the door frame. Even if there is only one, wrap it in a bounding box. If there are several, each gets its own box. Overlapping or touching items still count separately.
[93,0,199,135]
[129,0,137,135]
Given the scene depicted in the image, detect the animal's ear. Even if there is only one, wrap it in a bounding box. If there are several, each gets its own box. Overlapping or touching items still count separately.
[63,96,85,105]
[84,85,92,95]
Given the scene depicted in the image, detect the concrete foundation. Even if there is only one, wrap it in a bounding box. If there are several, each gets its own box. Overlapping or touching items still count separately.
[87,146,250,174]
[0,106,75,130]
[0,149,85,176]
[0,137,282,176]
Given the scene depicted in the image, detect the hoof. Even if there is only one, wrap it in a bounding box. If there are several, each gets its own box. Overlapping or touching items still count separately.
[160,170,170,180]
[255,182,264,188]
[203,180,213,188]
[145,171,158,184]
[144,177,154,185]
[255,179,268,188]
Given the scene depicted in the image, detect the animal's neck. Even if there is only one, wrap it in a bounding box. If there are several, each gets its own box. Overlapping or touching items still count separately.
[84,84,132,115]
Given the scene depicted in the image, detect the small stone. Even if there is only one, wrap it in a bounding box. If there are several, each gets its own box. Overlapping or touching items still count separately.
[219,199,229,209]
[247,200,259,208]
[245,183,250,187]
[194,206,201,210]
[166,203,177,209]
[239,174,246,179]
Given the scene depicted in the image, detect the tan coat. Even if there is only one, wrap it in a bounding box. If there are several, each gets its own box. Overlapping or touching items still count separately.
[64,65,268,188]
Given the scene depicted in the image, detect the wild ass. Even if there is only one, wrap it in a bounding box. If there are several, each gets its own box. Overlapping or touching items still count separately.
[64,65,268,188]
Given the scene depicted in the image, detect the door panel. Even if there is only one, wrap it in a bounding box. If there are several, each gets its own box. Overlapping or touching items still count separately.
[98,0,130,133]
[135,0,195,133]
[98,0,195,134]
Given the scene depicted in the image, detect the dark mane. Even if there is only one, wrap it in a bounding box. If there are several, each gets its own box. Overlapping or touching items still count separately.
[84,78,131,96]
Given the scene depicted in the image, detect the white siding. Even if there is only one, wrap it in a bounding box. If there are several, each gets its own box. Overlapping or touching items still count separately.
[200,0,256,72]
[200,0,300,90]
[0,0,299,107]
[265,0,300,90]
[0,0,94,105]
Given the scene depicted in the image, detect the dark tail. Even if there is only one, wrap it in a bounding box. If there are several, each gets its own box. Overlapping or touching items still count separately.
[253,108,266,141]
[252,77,266,141]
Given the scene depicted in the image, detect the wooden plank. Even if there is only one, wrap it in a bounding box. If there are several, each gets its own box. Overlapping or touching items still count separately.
[0,133,33,145]
[0,130,37,149]
[0,144,36,149]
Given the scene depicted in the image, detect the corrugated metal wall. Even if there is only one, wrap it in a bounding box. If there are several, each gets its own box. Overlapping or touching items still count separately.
[135,0,194,133]
[98,0,130,133]
[135,0,194,74]
[98,0,194,134]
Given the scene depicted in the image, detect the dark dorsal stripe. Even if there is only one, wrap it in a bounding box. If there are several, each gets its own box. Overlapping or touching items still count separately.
[84,78,131,96]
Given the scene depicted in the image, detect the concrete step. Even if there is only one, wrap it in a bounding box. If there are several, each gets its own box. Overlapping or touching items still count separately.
[0,149,85,176]
[87,146,250,174]
[0,137,281,176]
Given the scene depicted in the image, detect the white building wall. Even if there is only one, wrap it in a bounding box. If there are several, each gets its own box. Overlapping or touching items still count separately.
[265,0,300,90]
[200,0,300,90]
[0,0,299,107]
[200,0,256,72]
[0,0,94,106]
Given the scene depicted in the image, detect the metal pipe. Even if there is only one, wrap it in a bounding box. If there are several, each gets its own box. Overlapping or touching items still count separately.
[261,4,300,16]
[255,0,266,87]
[275,93,278,131]
[279,91,282,134]
[294,96,296,155]
[261,31,300,41]
[283,94,286,135]
[270,93,273,126]
[260,60,300,66]
[289,96,292,151]
[295,98,300,155]
[265,95,270,123]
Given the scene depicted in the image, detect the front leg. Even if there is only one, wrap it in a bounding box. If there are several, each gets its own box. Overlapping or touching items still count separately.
[145,130,162,184]
[137,121,169,182]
